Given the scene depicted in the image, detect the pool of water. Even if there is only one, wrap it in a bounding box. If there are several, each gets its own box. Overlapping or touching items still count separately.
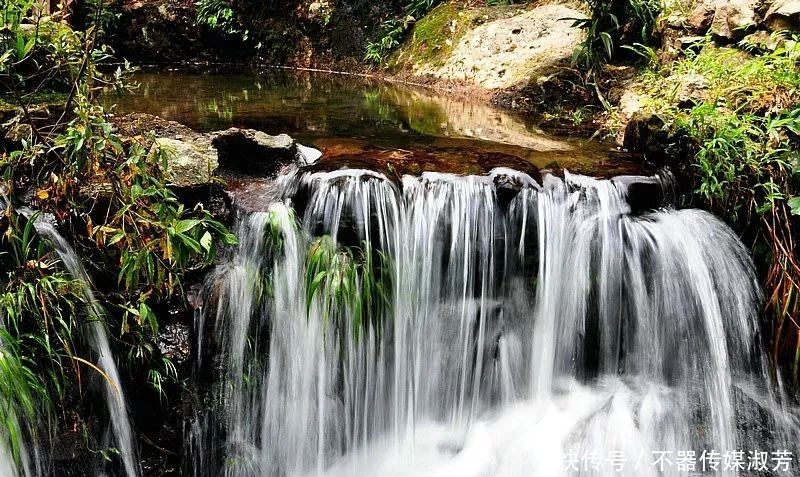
[106,68,647,176]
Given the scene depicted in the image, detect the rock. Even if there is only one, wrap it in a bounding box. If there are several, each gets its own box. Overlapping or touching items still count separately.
[111,0,242,64]
[158,322,190,365]
[741,30,781,51]
[297,144,322,164]
[687,3,715,32]
[622,112,670,162]
[113,113,219,189]
[211,128,299,176]
[612,175,668,214]
[670,72,709,107]
[676,35,706,51]
[4,122,33,143]
[764,0,800,31]
[152,137,219,188]
[429,5,586,89]
[710,0,758,41]
[614,88,646,147]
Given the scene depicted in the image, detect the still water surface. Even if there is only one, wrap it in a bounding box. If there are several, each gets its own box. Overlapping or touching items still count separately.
[107,69,646,176]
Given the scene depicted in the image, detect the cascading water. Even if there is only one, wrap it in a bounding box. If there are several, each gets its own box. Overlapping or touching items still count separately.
[191,168,799,477]
[32,221,140,477]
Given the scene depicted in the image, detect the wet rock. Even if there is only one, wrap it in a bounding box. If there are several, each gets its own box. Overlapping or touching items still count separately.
[298,143,322,164]
[612,175,668,214]
[304,144,540,181]
[153,137,219,188]
[492,170,539,209]
[429,5,586,89]
[158,322,191,366]
[211,127,299,176]
[622,111,670,162]
[764,0,800,31]
[710,0,758,41]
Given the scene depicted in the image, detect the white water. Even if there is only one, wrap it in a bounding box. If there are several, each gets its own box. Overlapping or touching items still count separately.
[32,221,140,477]
[191,169,799,477]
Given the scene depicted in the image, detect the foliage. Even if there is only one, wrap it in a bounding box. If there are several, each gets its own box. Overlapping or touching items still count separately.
[0,0,239,463]
[365,0,443,64]
[571,0,661,71]
[195,0,248,40]
[0,210,85,464]
[305,236,392,340]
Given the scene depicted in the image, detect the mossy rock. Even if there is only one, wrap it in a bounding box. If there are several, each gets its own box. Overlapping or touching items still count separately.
[388,2,522,72]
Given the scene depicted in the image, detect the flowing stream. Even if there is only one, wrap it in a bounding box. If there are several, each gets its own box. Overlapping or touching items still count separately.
[32,221,140,477]
[189,168,799,477]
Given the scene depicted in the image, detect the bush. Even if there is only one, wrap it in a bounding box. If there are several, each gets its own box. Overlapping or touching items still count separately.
[1,0,238,466]
[365,0,443,64]
[571,0,662,71]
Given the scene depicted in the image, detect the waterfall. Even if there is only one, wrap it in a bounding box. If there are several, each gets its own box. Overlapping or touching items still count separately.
[31,222,140,477]
[191,168,799,477]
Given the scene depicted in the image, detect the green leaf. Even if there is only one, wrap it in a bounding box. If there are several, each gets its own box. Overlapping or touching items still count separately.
[175,219,200,233]
[199,231,213,251]
[108,231,126,246]
[788,197,800,216]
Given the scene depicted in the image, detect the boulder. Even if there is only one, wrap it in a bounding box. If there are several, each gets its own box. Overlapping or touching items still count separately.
[676,35,706,51]
[152,137,219,188]
[430,5,586,89]
[764,0,800,31]
[742,30,782,51]
[614,87,646,146]
[710,0,758,41]
[211,128,299,176]
[612,175,670,214]
[114,113,219,189]
[687,3,716,32]
[670,72,709,107]
[622,111,670,161]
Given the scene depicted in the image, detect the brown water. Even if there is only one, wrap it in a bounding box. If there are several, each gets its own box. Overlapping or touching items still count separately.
[106,69,647,176]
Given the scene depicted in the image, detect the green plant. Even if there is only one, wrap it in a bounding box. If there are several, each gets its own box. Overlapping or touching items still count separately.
[305,237,392,340]
[1,0,241,451]
[630,37,800,384]
[570,0,661,71]
[365,0,443,64]
[196,0,248,40]
[0,210,88,465]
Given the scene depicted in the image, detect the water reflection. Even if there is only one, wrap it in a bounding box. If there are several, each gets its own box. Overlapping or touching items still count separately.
[106,69,643,174]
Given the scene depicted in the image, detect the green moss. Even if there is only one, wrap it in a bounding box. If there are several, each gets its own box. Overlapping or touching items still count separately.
[387,3,461,69]
[388,2,525,71]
